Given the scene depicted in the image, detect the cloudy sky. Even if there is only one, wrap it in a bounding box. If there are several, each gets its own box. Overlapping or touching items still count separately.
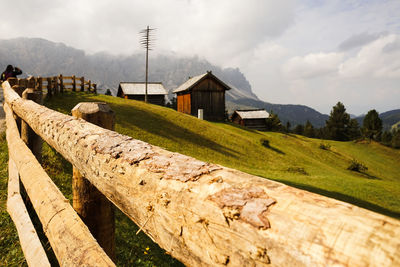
[2,0,400,115]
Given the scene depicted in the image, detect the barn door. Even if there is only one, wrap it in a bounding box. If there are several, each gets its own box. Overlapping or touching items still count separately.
[183,94,191,114]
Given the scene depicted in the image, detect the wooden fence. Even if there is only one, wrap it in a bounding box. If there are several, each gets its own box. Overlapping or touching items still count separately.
[2,79,400,266]
[31,74,97,96]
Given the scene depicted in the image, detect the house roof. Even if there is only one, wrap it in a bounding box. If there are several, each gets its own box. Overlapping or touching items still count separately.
[173,71,231,93]
[234,109,270,119]
[119,82,167,95]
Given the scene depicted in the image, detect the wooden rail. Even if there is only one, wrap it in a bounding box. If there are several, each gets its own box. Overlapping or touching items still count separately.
[27,74,97,95]
[3,79,400,266]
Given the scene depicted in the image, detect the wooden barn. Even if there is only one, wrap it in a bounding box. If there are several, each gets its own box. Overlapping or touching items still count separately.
[117,82,167,106]
[173,71,230,121]
[231,109,270,131]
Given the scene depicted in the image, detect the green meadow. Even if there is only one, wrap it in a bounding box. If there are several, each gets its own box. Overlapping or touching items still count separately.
[1,91,399,265]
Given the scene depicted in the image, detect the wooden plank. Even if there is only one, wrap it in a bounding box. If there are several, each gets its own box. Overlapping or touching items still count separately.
[3,81,400,267]
[63,82,74,86]
[7,158,51,267]
[62,76,74,80]
[3,100,114,267]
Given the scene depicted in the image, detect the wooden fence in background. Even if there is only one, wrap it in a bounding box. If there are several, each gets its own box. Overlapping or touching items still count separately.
[33,74,97,96]
[2,78,400,266]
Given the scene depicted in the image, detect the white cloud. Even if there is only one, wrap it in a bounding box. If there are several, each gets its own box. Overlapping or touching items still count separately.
[282,52,343,80]
[1,0,399,115]
[339,34,400,78]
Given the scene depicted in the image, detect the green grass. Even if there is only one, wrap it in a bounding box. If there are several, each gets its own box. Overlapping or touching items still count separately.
[45,92,400,218]
[1,91,399,266]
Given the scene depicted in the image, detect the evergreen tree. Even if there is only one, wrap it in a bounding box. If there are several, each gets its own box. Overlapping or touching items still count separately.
[381,131,393,146]
[325,102,351,141]
[362,109,382,140]
[286,121,291,133]
[105,89,112,95]
[293,124,304,135]
[266,111,282,131]
[348,119,361,140]
[392,130,400,149]
[304,120,315,138]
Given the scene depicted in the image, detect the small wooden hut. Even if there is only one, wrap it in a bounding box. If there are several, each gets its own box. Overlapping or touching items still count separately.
[117,82,167,106]
[173,71,230,121]
[231,109,270,131]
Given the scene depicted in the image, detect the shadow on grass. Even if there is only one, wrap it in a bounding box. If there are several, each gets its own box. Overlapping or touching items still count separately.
[276,180,400,219]
[267,145,285,155]
[46,93,240,159]
[224,121,263,135]
[116,105,238,158]
[354,171,382,180]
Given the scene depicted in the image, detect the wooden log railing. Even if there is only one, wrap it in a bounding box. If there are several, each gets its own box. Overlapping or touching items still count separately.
[3,79,400,266]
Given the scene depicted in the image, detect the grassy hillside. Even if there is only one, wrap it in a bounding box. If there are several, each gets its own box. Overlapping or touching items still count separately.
[45,92,400,218]
[1,91,399,265]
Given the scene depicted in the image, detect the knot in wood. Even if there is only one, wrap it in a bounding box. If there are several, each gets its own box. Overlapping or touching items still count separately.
[208,187,276,229]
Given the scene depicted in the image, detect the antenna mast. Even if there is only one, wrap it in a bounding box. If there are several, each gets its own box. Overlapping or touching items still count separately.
[139,26,156,103]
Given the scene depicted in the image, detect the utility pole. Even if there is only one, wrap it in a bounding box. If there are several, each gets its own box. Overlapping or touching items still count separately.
[139,26,156,103]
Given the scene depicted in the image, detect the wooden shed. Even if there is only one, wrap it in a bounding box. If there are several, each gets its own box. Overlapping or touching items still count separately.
[117,82,167,106]
[173,71,230,121]
[231,109,270,131]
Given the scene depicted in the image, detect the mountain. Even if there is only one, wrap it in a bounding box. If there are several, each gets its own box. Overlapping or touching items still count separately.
[1,37,329,126]
[0,38,257,98]
[355,109,400,131]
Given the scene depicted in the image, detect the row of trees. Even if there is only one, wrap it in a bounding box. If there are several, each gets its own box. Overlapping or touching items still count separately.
[270,102,400,149]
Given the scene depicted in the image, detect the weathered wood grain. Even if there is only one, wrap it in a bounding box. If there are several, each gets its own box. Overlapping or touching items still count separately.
[3,80,400,266]
[4,101,114,266]
[72,102,116,261]
[7,158,51,267]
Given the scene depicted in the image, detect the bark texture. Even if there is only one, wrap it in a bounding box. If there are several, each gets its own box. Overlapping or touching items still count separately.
[3,81,400,267]
[4,101,114,267]
[72,102,116,261]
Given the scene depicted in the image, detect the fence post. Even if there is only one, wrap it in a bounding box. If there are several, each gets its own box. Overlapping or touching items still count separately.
[72,75,76,91]
[88,80,91,92]
[80,77,84,92]
[46,77,52,98]
[37,77,43,92]
[27,76,36,89]
[71,102,116,261]
[53,76,59,95]
[59,74,64,93]
[21,88,43,162]
[93,84,97,94]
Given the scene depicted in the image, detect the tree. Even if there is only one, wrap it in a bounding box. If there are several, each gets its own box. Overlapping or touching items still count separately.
[303,120,315,138]
[392,130,400,149]
[293,124,304,135]
[362,109,382,140]
[325,102,351,141]
[266,111,282,131]
[348,119,361,140]
[381,131,392,146]
[286,121,291,133]
[105,89,112,95]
